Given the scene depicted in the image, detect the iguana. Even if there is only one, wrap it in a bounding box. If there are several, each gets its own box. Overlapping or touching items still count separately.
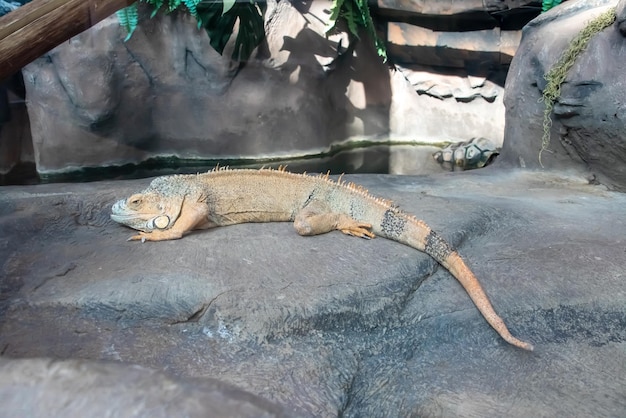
[111,167,533,351]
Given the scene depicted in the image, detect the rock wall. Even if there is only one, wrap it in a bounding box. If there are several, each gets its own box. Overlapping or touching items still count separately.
[0,0,544,182]
[502,0,626,190]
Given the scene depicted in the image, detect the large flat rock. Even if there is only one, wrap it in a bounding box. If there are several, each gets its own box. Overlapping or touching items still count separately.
[0,169,624,416]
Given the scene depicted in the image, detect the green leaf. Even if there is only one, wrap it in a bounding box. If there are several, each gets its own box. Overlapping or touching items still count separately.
[183,0,201,18]
[116,3,139,42]
[149,0,164,18]
[326,0,387,62]
[231,2,266,61]
[343,1,360,38]
[196,1,236,54]
[326,0,344,33]
[117,0,268,62]
[329,0,344,21]
[223,0,236,15]
[196,1,266,61]
[542,0,562,12]
[168,0,182,12]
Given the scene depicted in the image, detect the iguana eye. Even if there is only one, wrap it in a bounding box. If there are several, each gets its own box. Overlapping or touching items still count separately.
[128,195,142,206]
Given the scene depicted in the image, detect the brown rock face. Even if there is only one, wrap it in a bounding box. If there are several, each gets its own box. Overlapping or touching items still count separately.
[502,0,626,190]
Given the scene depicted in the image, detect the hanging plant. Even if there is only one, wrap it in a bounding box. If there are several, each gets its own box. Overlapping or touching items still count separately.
[326,0,387,62]
[117,0,266,61]
[117,0,386,63]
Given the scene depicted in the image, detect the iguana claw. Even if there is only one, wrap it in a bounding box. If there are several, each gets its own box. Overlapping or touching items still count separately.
[339,222,375,239]
[128,233,148,242]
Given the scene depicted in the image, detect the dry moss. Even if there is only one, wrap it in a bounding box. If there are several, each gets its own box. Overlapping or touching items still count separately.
[539,7,617,166]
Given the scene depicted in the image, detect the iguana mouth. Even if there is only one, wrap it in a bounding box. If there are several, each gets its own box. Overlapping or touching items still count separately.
[110,200,138,220]
[109,212,141,222]
[111,200,170,232]
[110,200,159,231]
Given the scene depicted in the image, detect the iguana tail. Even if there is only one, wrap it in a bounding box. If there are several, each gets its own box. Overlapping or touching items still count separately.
[385,214,534,351]
[442,250,533,350]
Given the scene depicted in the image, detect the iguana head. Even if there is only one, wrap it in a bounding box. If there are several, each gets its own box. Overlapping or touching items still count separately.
[111,177,185,232]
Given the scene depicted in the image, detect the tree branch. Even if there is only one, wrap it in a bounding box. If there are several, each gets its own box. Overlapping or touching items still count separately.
[0,0,136,81]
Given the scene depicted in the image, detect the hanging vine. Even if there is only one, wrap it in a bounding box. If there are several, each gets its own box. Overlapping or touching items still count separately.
[117,0,266,61]
[538,7,616,166]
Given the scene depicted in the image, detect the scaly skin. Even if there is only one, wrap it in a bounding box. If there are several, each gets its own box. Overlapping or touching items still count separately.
[111,167,533,350]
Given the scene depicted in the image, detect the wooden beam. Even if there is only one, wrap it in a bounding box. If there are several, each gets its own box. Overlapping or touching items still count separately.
[0,0,136,81]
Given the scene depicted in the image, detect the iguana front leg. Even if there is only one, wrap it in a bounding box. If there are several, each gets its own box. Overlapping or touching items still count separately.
[294,201,375,239]
[129,199,210,242]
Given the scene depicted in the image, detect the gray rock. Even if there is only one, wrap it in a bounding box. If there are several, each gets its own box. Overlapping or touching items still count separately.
[619,0,626,34]
[0,358,289,417]
[502,0,626,190]
[1,170,624,416]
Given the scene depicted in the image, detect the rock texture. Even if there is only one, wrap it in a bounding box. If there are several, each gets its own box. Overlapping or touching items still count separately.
[7,0,543,181]
[502,0,626,190]
[1,170,624,416]
[0,358,289,417]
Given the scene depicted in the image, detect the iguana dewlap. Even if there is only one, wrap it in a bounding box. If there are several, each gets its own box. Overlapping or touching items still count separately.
[111,167,533,351]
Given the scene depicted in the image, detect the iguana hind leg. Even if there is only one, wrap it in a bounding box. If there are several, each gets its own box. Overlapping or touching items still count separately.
[294,201,374,239]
